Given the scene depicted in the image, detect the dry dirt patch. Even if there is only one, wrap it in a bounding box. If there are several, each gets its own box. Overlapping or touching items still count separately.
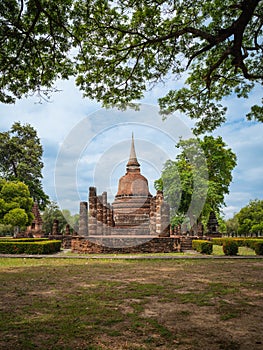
[0,258,263,350]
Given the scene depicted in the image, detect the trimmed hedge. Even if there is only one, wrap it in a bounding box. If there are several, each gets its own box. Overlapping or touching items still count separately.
[211,238,245,247]
[192,240,213,254]
[0,238,48,242]
[254,241,263,255]
[0,240,61,254]
[211,238,263,255]
[243,239,263,251]
[222,240,238,256]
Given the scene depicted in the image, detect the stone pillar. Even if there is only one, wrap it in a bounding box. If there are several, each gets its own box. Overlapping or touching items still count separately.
[150,196,156,235]
[106,203,111,235]
[52,219,59,235]
[155,191,163,236]
[65,224,71,235]
[79,201,88,236]
[102,192,107,235]
[108,204,114,234]
[97,195,103,235]
[154,191,170,237]
[88,187,97,236]
[173,224,181,236]
[198,222,204,236]
[160,202,170,237]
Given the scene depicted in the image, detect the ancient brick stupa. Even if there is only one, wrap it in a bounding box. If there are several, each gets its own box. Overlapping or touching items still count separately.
[26,202,43,237]
[112,133,153,232]
[77,134,170,248]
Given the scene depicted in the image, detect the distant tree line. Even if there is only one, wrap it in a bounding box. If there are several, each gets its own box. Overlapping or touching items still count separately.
[226,199,263,237]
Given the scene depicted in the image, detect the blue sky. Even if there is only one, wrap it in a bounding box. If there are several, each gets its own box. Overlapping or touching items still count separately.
[0,78,262,219]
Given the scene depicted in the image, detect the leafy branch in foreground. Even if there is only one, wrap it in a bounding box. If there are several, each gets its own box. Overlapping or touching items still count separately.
[0,1,262,132]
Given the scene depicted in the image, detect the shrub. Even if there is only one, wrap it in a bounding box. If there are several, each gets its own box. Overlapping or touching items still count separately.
[222,240,238,256]
[0,240,61,254]
[211,238,263,255]
[212,238,246,247]
[192,240,213,254]
[211,238,226,246]
[244,239,263,250]
[0,238,48,242]
[254,242,263,255]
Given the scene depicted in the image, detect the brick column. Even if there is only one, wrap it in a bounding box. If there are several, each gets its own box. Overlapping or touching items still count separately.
[97,195,103,235]
[160,202,170,237]
[155,191,163,235]
[108,204,114,234]
[106,203,111,235]
[102,192,107,235]
[150,196,156,235]
[65,223,71,235]
[88,187,97,235]
[52,219,59,235]
[79,201,88,236]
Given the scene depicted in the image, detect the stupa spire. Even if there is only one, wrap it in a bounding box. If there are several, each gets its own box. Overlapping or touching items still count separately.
[127,132,140,171]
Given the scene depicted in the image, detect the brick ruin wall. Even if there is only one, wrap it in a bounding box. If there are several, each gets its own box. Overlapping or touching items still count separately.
[78,187,170,237]
[71,236,181,254]
[72,187,172,253]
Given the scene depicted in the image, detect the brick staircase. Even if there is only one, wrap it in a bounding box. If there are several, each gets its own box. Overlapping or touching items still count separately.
[180,237,195,251]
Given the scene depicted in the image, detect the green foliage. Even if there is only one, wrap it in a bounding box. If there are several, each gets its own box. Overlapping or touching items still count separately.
[212,238,243,246]
[154,178,163,192]
[61,209,79,233]
[225,215,239,236]
[237,199,263,236]
[41,201,76,234]
[244,238,263,250]
[3,208,28,227]
[0,179,33,229]
[0,223,13,236]
[212,237,263,256]
[157,136,236,229]
[226,199,263,236]
[0,237,48,242]
[254,241,263,255]
[212,238,225,246]
[170,215,185,229]
[0,240,61,254]
[0,122,49,208]
[192,240,213,254]
[0,0,73,104]
[222,240,238,256]
[0,1,262,132]
[217,215,227,234]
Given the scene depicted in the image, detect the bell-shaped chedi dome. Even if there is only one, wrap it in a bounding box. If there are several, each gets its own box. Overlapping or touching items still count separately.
[116,172,151,197]
[116,133,151,197]
[113,134,152,228]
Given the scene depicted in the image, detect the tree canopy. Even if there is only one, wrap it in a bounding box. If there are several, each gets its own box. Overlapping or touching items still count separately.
[0,1,262,133]
[0,179,34,229]
[227,199,263,236]
[155,136,237,228]
[0,122,49,208]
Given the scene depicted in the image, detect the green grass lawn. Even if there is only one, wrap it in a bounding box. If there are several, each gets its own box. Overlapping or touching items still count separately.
[1,257,263,350]
[212,245,256,256]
